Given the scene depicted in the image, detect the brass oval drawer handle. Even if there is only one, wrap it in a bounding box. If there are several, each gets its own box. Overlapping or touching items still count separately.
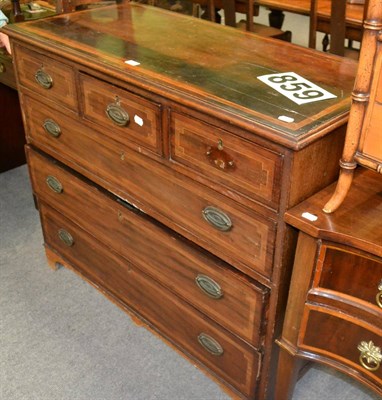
[35,68,53,89]
[0,63,5,74]
[43,118,61,138]
[206,139,234,171]
[202,206,232,232]
[58,229,74,247]
[46,175,63,194]
[357,340,382,372]
[197,333,224,356]
[376,281,382,308]
[195,274,223,299]
[106,101,130,127]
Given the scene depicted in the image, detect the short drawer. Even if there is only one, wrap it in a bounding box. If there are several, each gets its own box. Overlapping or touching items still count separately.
[315,246,382,310]
[24,97,276,280]
[300,306,382,388]
[40,204,261,398]
[27,147,269,346]
[171,112,283,209]
[14,45,77,111]
[0,52,16,89]
[79,73,162,155]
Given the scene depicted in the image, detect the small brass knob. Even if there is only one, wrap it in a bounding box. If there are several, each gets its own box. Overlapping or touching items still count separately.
[357,340,382,372]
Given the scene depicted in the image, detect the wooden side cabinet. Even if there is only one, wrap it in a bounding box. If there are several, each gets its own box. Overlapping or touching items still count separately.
[275,168,382,399]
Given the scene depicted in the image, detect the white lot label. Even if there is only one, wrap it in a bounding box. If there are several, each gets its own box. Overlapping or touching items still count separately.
[125,60,141,66]
[134,115,144,126]
[258,72,337,105]
[301,212,318,222]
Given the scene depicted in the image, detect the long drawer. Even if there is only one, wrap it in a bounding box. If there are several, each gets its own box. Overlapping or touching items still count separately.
[23,94,276,281]
[40,203,261,398]
[27,147,268,346]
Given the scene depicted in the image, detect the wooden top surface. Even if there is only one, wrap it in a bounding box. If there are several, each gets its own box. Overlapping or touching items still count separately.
[4,2,358,148]
[256,0,364,27]
[284,169,382,257]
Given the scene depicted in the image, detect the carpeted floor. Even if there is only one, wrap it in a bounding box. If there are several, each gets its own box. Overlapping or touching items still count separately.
[1,165,380,400]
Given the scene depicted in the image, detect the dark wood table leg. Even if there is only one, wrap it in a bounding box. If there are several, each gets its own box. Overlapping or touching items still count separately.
[329,0,346,56]
[222,0,236,27]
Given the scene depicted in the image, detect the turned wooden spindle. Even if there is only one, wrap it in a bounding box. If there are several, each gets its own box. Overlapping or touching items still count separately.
[323,0,382,213]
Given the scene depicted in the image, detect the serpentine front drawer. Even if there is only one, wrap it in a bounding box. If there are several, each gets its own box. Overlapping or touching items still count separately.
[313,245,382,310]
[300,306,382,388]
[14,44,78,111]
[27,147,269,346]
[40,203,261,398]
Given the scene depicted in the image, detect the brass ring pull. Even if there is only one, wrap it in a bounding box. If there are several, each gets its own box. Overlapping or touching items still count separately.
[357,341,382,372]
[206,139,235,171]
[35,68,53,89]
[58,229,74,247]
[195,274,223,299]
[197,333,224,356]
[43,119,61,138]
[106,100,130,127]
[46,175,63,194]
[376,281,382,308]
[202,206,232,232]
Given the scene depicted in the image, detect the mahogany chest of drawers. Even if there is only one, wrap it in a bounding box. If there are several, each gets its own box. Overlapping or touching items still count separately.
[275,169,382,399]
[4,4,358,398]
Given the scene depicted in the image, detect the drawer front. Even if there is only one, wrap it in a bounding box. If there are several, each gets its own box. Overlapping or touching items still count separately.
[27,148,268,345]
[300,306,382,387]
[171,112,282,209]
[24,97,276,280]
[0,52,16,89]
[80,73,162,155]
[14,45,77,111]
[40,204,260,398]
[316,246,382,310]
